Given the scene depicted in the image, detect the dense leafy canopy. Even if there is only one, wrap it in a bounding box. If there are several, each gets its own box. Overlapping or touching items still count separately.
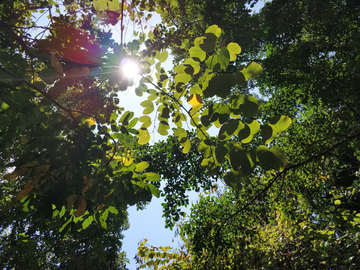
[135,0,360,269]
[2,0,359,269]
[0,0,293,268]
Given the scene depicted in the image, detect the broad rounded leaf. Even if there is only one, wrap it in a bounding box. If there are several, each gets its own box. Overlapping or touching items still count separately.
[187,94,203,106]
[205,24,222,38]
[189,46,206,61]
[227,42,241,61]
[269,115,292,133]
[257,146,286,171]
[261,124,276,144]
[242,62,263,81]
[157,50,168,63]
[200,33,217,53]
[224,169,245,191]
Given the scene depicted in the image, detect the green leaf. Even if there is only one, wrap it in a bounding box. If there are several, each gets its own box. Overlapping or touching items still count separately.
[144,172,160,182]
[205,25,222,38]
[261,125,275,144]
[135,161,149,172]
[241,62,263,81]
[203,74,235,98]
[108,206,119,214]
[269,115,292,133]
[240,96,258,118]
[257,146,286,171]
[199,33,217,53]
[215,142,228,163]
[157,50,168,63]
[137,128,150,145]
[82,216,93,230]
[147,183,160,197]
[175,73,192,84]
[224,169,245,191]
[227,42,241,61]
[189,46,206,61]
[93,0,107,11]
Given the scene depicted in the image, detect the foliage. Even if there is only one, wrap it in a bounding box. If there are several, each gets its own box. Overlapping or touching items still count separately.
[136,0,360,269]
[0,0,293,268]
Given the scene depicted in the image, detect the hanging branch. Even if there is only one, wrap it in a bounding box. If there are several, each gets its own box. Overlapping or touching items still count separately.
[120,0,125,45]
[141,75,209,140]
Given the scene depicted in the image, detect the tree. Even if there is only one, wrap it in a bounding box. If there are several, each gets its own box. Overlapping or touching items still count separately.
[135,0,360,269]
[0,0,292,268]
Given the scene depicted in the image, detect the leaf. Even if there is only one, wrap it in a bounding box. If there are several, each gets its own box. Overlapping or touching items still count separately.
[4,167,29,180]
[183,58,200,75]
[189,46,206,61]
[39,67,58,84]
[66,194,79,211]
[74,196,87,217]
[50,53,63,74]
[205,25,222,38]
[157,50,168,63]
[135,161,149,172]
[256,146,286,171]
[137,128,150,145]
[93,0,108,11]
[224,169,245,191]
[242,62,263,81]
[203,74,235,98]
[16,186,34,201]
[240,96,259,118]
[227,42,241,61]
[261,125,276,144]
[269,115,292,133]
[239,120,260,143]
[175,73,191,84]
[187,94,202,106]
[82,216,94,230]
[199,33,217,53]
[144,172,160,182]
[215,142,228,163]
[147,183,160,197]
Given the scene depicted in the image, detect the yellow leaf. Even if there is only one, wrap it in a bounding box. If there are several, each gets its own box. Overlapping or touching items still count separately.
[187,94,202,106]
[86,118,96,126]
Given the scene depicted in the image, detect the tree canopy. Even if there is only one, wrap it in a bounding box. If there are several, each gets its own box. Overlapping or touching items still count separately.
[1,0,360,269]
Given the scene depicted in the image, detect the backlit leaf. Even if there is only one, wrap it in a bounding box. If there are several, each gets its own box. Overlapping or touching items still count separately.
[136,161,149,172]
[205,24,222,38]
[227,42,241,61]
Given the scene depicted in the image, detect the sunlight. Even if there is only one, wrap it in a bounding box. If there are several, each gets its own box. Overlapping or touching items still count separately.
[120,58,140,79]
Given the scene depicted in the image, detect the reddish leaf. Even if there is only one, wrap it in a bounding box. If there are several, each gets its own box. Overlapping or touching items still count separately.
[36,18,105,65]
[16,185,34,201]
[74,196,87,217]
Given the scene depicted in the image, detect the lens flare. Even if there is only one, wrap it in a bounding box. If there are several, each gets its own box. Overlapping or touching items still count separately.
[120,58,139,79]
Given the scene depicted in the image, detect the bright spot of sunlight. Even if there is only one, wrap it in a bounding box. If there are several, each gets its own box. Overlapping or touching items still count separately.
[120,58,140,79]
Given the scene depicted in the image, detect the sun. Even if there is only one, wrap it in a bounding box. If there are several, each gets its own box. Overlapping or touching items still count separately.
[120,58,140,79]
